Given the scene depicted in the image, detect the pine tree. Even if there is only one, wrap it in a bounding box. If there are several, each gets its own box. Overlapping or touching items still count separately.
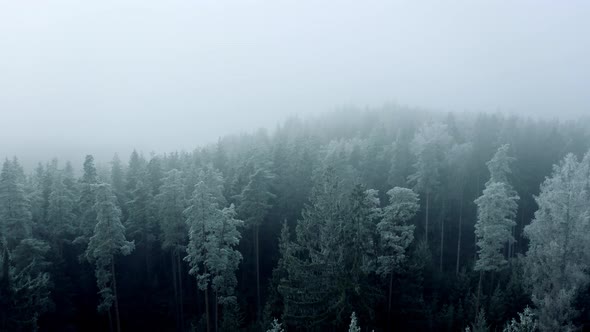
[0,158,33,249]
[377,187,419,317]
[208,204,243,332]
[342,185,380,286]
[524,153,590,331]
[74,155,99,245]
[408,122,452,243]
[447,143,474,275]
[469,309,490,332]
[474,145,519,313]
[502,307,537,332]
[3,238,52,331]
[349,312,361,332]
[185,177,242,332]
[266,318,285,332]
[146,155,164,197]
[474,145,519,272]
[85,184,135,332]
[47,170,76,253]
[263,221,290,326]
[0,159,51,331]
[110,154,126,214]
[156,169,188,329]
[280,171,379,329]
[235,167,275,323]
[125,151,157,287]
[474,182,519,272]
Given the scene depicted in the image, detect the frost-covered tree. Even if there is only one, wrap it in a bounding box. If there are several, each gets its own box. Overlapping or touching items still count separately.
[235,167,275,322]
[474,182,519,272]
[474,145,519,272]
[524,153,590,331]
[74,155,99,245]
[343,185,381,280]
[185,181,218,332]
[185,177,242,332]
[125,151,157,281]
[447,142,474,275]
[408,122,452,242]
[0,238,52,332]
[208,204,243,332]
[349,312,361,332]
[280,170,380,329]
[377,187,419,315]
[467,309,489,332]
[47,170,76,253]
[110,154,126,213]
[146,155,164,197]
[502,307,537,332]
[266,318,285,332]
[155,169,187,328]
[0,158,32,249]
[0,158,52,331]
[474,145,519,313]
[85,184,135,332]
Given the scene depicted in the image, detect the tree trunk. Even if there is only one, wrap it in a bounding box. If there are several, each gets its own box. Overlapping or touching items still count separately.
[171,252,179,331]
[111,258,122,332]
[475,270,483,315]
[425,192,430,243]
[215,291,219,332]
[205,285,211,332]
[108,307,114,332]
[255,224,261,323]
[440,213,444,273]
[177,252,184,330]
[388,271,393,328]
[456,197,463,276]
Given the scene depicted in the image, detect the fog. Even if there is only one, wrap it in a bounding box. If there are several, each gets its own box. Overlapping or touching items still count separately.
[1,0,589,167]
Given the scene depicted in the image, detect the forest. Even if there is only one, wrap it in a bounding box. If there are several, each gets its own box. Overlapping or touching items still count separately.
[2,107,590,332]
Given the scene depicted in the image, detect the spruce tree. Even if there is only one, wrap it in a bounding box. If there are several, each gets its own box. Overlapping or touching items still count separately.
[85,184,135,332]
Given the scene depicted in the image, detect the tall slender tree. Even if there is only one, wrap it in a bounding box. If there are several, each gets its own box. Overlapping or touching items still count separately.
[377,187,419,317]
[156,169,187,329]
[408,123,452,243]
[474,145,519,313]
[74,155,99,245]
[85,184,135,332]
[185,181,217,332]
[236,167,275,323]
[185,178,241,332]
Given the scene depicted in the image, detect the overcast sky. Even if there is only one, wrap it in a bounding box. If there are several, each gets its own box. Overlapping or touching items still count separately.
[1,0,589,165]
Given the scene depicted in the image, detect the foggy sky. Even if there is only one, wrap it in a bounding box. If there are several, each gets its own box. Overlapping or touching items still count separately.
[1,0,589,165]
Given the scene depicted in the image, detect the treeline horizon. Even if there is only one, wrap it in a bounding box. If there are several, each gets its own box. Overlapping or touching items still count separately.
[2,107,590,331]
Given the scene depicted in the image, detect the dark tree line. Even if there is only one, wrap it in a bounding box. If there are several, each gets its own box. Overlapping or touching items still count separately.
[2,107,590,331]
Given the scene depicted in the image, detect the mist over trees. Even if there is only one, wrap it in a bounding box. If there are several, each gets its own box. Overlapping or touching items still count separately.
[3,107,590,331]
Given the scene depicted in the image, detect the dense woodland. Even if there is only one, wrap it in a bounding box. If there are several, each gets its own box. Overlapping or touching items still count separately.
[3,107,590,332]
